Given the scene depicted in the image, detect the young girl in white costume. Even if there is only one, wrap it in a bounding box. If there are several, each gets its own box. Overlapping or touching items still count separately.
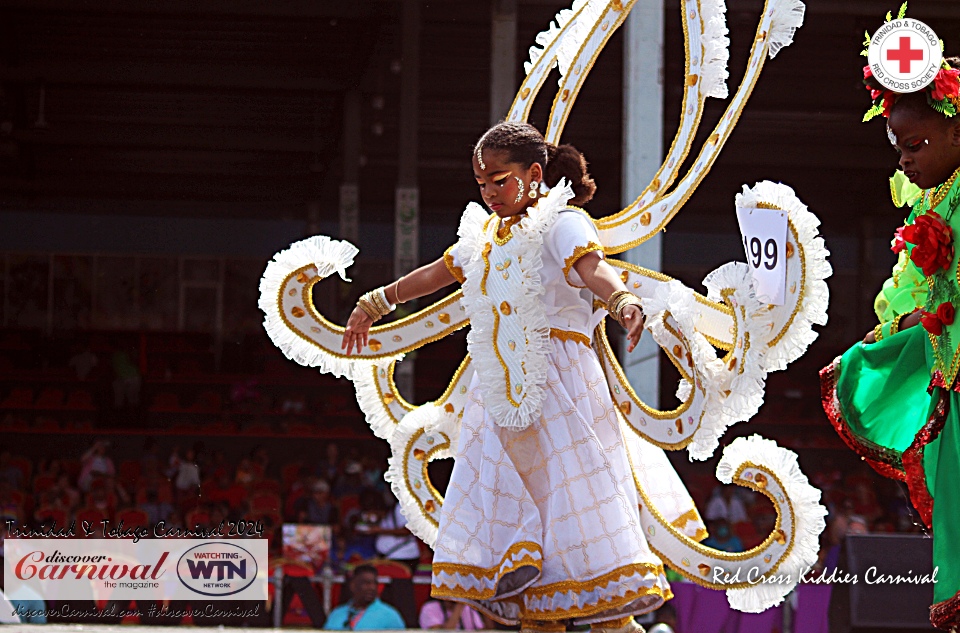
[342,122,669,633]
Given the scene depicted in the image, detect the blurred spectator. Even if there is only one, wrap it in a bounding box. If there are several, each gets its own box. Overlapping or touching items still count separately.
[323,564,405,630]
[344,488,386,562]
[418,599,486,630]
[705,486,748,524]
[139,437,162,480]
[78,440,115,492]
[53,474,80,510]
[235,457,259,487]
[172,448,201,499]
[206,472,246,512]
[68,345,98,380]
[88,485,117,518]
[701,519,744,553]
[111,348,141,409]
[361,456,385,491]
[0,481,22,524]
[37,457,62,481]
[0,451,23,489]
[316,443,341,488]
[252,446,270,478]
[295,479,340,529]
[141,489,173,525]
[850,481,881,524]
[846,515,869,535]
[374,498,421,573]
[335,459,366,498]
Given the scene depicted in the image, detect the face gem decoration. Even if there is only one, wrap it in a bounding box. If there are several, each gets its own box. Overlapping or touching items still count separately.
[886,123,897,147]
[476,143,486,170]
[514,176,525,203]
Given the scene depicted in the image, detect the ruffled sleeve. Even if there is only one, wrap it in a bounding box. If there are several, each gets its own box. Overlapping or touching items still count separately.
[443,243,466,284]
[545,210,604,288]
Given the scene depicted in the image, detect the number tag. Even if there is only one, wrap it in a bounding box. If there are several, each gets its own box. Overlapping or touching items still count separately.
[735,206,788,305]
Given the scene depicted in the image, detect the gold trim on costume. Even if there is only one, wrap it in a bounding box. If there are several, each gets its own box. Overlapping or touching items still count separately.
[549,329,591,347]
[432,542,543,581]
[403,429,441,527]
[562,241,604,284]
[767,220,805,347]
[444,245,466,283]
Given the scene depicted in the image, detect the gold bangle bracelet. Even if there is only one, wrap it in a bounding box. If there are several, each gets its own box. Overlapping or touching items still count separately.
[873,323,883,342]
[606,290,632,315]
[891,314,905,335]
[358,297,381,321]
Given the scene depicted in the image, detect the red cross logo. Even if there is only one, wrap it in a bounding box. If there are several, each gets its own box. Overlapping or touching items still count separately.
[886,36,925,74]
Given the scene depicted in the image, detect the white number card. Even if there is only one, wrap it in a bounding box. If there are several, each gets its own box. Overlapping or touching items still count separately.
[736,206,788,305]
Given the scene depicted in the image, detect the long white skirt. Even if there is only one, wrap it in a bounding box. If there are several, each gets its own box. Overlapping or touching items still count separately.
[431,337,671,625]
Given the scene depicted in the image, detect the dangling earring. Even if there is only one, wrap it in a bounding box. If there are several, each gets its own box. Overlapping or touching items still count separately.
[529,181,540,199]
[514,177,525,204]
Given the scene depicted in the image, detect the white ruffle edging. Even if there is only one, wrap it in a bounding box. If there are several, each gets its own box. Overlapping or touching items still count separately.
[383,402,455,547]
[696,262,772,460]
[736,181,831,372]
[699,0,730,99]
[643,281,723,460]
[258,235,400,380]
[351,361,402,442]
[457,181,574,430]
[525,0,587,75]
[555,0,605,82]
[767,0,805,59]
[717,435,827,612]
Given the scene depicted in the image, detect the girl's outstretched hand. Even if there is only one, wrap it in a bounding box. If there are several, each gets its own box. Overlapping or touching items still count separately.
[342,306,374,356]
[622,304,645,352]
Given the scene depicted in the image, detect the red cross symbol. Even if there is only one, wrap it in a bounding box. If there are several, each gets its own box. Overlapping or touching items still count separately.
[886,36,924,73]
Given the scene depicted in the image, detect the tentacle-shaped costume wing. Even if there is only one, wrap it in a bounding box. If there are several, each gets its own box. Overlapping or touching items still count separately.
[260,0,829,614]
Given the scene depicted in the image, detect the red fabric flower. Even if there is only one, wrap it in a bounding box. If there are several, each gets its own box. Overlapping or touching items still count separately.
[937,301,955,326]
[930,68,960,102]
[891,225,907,254]
[863,66,886,100]
[901,211,954,277]
[921,310,944,335]
[881,91,897,117]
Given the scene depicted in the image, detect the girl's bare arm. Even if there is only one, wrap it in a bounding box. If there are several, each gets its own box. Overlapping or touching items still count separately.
[342,258,458,355]
[573,252,645,352]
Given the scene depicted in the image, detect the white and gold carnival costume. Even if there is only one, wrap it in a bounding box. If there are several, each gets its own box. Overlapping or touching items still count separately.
[260,0,828,624]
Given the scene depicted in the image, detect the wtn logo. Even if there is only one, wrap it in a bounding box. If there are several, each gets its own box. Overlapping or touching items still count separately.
[177,542,260,597]
[185,558,247,581]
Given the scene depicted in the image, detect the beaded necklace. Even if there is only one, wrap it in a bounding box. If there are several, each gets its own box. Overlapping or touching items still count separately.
[927,166,960,218]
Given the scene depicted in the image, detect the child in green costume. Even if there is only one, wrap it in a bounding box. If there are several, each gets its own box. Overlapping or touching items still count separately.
[821,44,960,630]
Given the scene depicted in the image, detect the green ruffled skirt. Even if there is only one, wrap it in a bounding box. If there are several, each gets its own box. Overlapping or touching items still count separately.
[821,325,960,629]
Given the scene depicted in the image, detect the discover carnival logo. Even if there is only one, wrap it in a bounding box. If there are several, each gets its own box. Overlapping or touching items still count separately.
[176,542,259,597]
[3,538,267,602]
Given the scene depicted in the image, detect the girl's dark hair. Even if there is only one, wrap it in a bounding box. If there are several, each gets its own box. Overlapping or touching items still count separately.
[475,121,597,205]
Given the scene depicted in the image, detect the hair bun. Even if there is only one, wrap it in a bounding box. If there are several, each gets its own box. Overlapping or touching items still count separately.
[545,143,596,206]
